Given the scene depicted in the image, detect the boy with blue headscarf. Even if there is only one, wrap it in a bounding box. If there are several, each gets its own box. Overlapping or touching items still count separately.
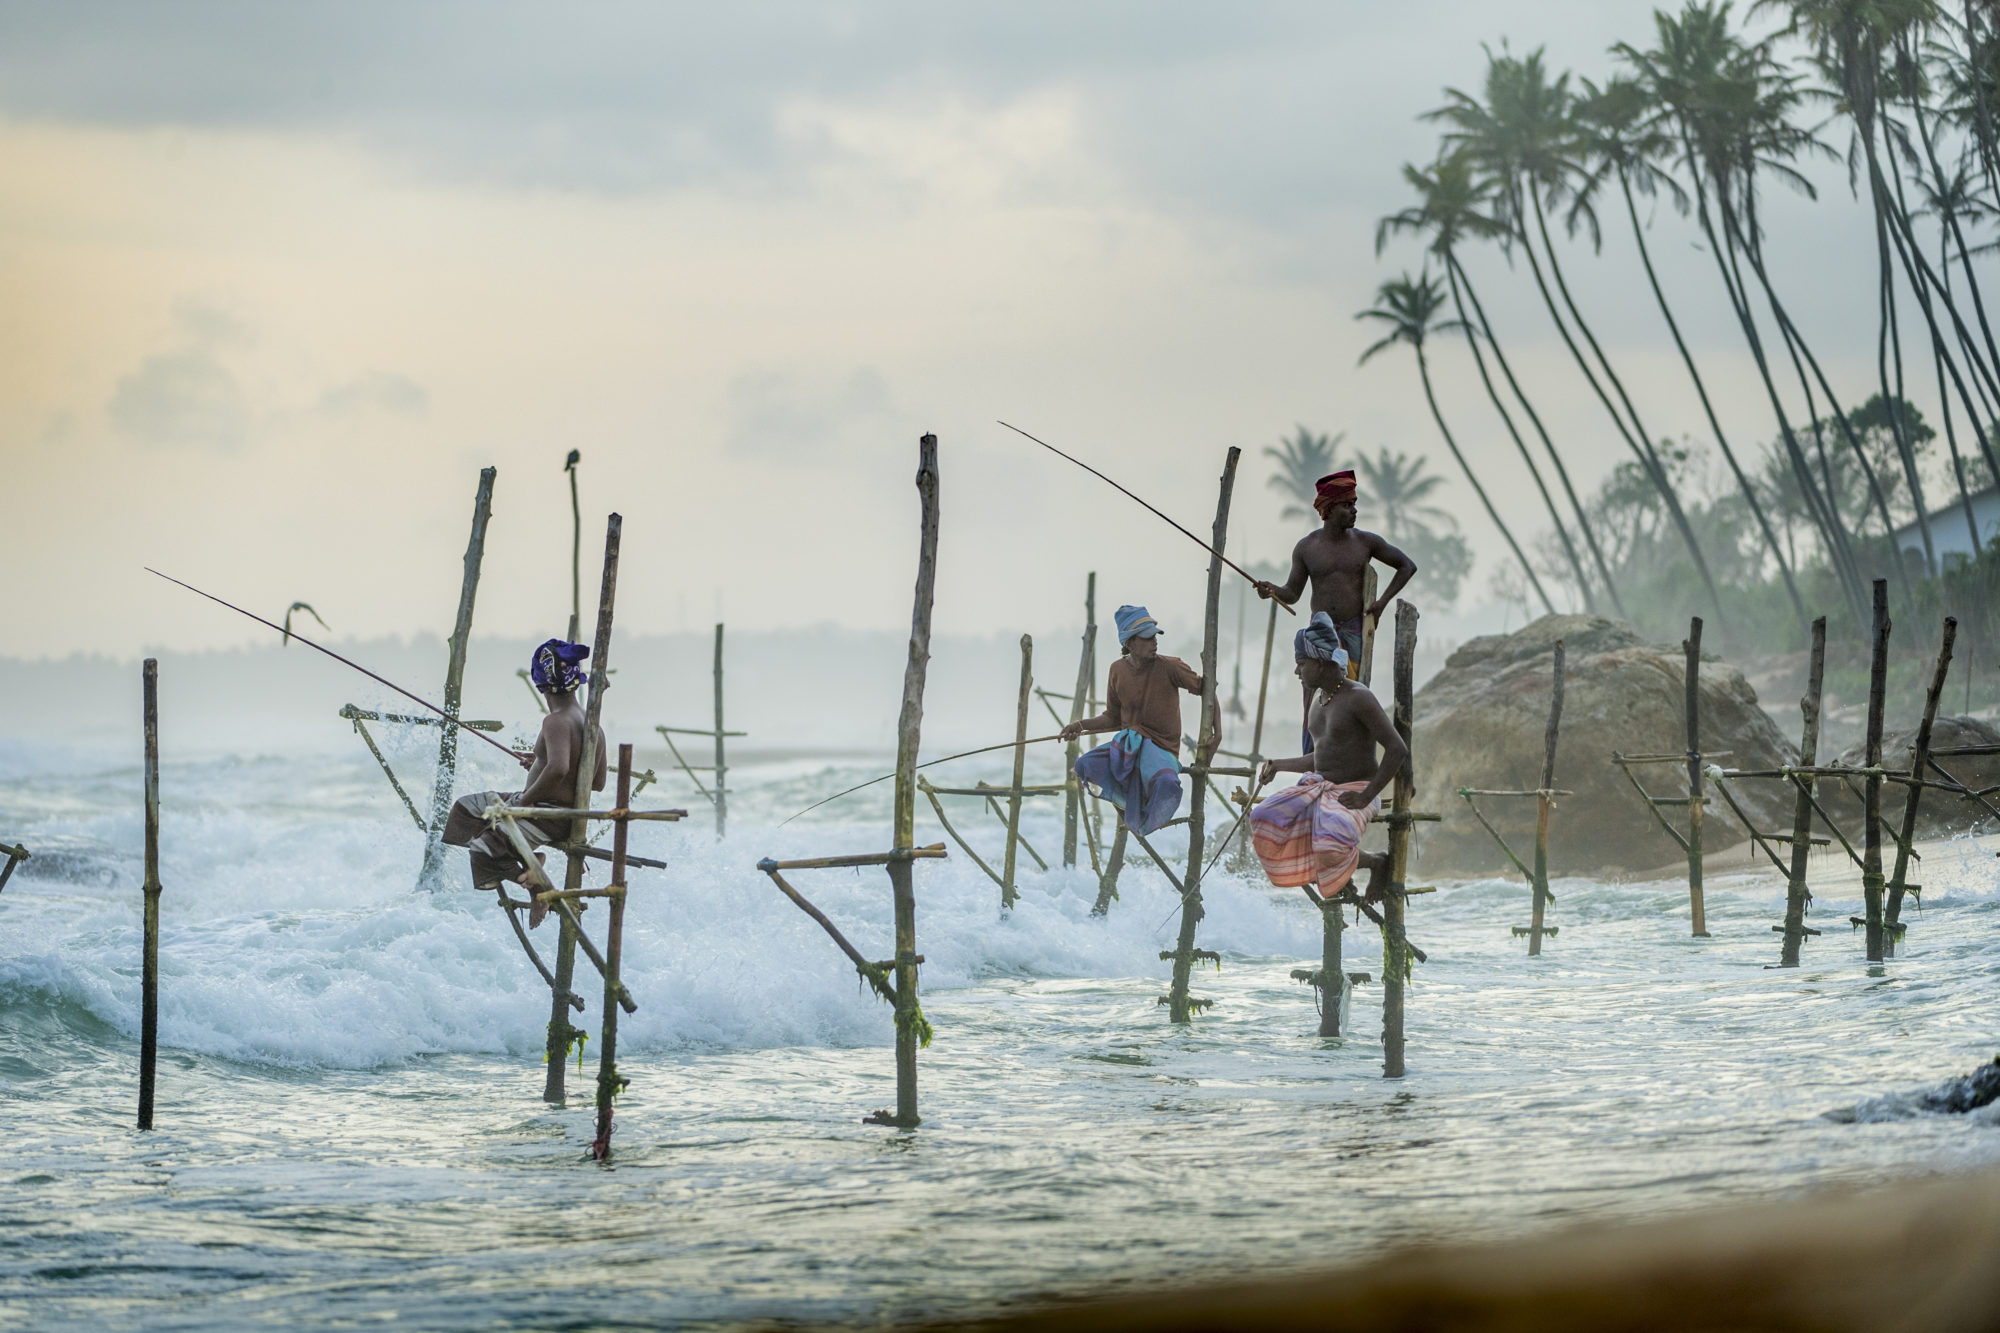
[441,637,605,924]
[1059,605,1205,835]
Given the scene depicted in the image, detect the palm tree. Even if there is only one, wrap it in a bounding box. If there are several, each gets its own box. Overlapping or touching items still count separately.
[1350,446,1455,540]
[1429,46,1726,616]
[1764,0,1942,577]
[1263,425,1345,522]
[1379,152,1618,613]
[1570,72,1811,635]
[1618,3,1872,626]
[1356,272,1556,616]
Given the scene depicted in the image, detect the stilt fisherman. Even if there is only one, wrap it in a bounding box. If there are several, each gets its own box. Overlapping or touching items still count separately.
[1058,605,1206,835]
[1253,469,1416,750]
[441,637,605,925]
[1248,611,1406,902]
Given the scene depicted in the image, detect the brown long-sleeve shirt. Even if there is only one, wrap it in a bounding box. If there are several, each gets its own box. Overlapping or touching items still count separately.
[1105,654,1203,752]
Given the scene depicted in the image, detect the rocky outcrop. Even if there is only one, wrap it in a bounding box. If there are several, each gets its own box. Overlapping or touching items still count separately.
[1409,615,1796,876]
[1822,716,2000,838]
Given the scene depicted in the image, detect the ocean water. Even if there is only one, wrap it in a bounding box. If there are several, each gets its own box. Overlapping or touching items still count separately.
[3,730,1999,1331]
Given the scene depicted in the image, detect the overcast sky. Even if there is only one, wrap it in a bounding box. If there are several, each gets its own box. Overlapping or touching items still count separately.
[2,0,1902,659]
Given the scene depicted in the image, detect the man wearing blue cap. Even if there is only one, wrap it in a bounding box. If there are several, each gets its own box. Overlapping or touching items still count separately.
[441,637,606,924]
[1058,605,1205,835]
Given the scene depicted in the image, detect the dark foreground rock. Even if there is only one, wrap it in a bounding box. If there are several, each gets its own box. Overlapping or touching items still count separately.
[1409,614,1795,876]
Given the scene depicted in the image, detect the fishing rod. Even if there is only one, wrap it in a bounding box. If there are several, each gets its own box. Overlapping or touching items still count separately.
[998,421,1296,616]
[145,568,523,761]
[780,733,1068,826]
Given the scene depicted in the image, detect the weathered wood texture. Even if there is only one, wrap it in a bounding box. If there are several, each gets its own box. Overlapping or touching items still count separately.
[1684,618,1708,937]
[1780,617,1827,967]
[545,512,621,1102]
[589,744,633,1161]
[1862,580,1891,962]
[1167,446,1238,1023]
[1383,602,1418,1079]
[1527,642,1565,957]
[1887,617,1957,945]
[1002,635,1032,909]
[139,659,161,1130]
[420,466,496,889]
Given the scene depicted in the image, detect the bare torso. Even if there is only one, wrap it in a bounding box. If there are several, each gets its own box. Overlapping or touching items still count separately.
[520,698,606,811]
[1307,683,1391,783]
[1292,528,1391,622]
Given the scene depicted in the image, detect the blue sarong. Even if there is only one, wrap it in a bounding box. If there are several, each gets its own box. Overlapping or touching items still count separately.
[1074,729,1184,835]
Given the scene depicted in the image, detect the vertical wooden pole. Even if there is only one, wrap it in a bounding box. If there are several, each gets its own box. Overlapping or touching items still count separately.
[138,659,160,1130]
[1318,901,1344,1038]
[1887,618,1956,946]
[1092,823,1128,916]
[1862,579,1892,963]
[1528,641,1565,957]
[1001,635,1032,909]
[545,513,621,1103]
[1360,567,1379,686]
[566,450,582,643]
[1383,601,1418,1079]
[1168,446,1238,1023]
[1684,617,1709,938]
[590,744,632,1160]
[1230,598,1281,873]
[884,434,940,1129]
[1780,618,1827,967]
[713,622,728,840]
[1064,573,1096,870]
[421,466,497,889]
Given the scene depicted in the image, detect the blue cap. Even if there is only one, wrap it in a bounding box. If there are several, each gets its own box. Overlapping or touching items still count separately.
[1294,611,1348,673]
[1115,605,1161,644]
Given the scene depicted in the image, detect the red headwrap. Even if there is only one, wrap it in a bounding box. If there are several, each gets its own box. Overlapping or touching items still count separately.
[1312,470,1357,519]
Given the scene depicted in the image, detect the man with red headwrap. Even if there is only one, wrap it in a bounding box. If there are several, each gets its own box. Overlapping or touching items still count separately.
[1253,469,1417,751]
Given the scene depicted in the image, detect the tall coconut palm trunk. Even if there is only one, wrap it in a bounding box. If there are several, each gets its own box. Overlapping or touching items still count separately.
[1909,60,2000,386]
[1690,169,1869,626]
[1511,186,1724,613]
[1413,342,1557,616]
[1447,254,1626,616]
[1617,166,1809,635]
[1442,260,1599,609]
[1859,110,1937,577]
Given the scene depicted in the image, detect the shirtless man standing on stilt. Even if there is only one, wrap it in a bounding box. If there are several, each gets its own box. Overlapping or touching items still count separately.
[1252,469,1416,751]
[441,637,606,926]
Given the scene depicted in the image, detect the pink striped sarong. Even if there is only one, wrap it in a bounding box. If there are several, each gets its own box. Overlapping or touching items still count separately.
[1249,776,1379,900]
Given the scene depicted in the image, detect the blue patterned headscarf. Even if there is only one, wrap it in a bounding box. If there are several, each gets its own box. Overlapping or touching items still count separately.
[531,638,590,693]
[1115,605,1161,645]
[1294,612,1348,673]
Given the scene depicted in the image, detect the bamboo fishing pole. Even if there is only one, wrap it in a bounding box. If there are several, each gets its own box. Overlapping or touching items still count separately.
[998,421,1295,616]
[145,568,525,761]
[780,733,1067,825]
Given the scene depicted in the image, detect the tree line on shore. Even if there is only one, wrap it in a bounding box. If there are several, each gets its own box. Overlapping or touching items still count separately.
[1308,0,2000,667]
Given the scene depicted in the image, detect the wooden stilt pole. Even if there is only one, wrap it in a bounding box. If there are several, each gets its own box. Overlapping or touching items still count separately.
[1862,579,1892,963]
[420,467,496,890]
[1064,574,1096,870]
[138,658,161,1130]
[566,450,581,643]
[1527,641,1565,957]
[589,744,632,1160]
[1780,618,1827,967]
[1684,618,1709,938]
[1360,567,1379,686]
[1383,601,1419,1079]
[1318,900,1345,1037]
[713,623,728,839]
[1092,822,1128,917]
[1167,446,1238,1023]
[1887,617,1956,950]
[1001,634,1032,909]
[545,513,621,1103]
[881,433,939,1129]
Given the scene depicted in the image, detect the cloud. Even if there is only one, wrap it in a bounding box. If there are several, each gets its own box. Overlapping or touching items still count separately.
[723,366,895,460]
[107,346,248,451]
[314,370,429,420]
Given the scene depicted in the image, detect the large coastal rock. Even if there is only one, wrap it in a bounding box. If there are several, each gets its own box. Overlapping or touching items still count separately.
[1822,716,2000,839]
[1409,615,1796,876]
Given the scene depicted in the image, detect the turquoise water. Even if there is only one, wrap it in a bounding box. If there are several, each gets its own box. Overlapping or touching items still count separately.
[3,738,1998,1330]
